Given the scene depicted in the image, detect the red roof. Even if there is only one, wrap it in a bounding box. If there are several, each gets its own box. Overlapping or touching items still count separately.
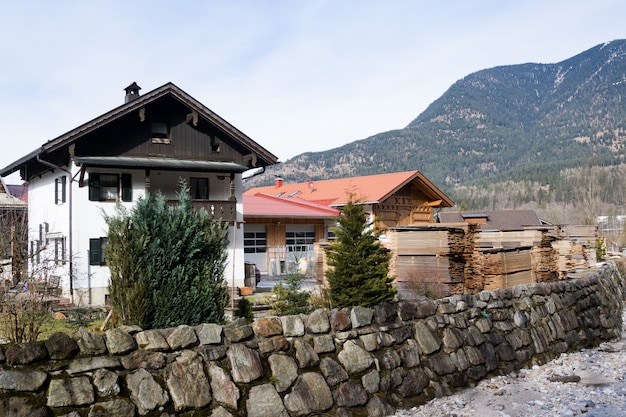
[6,183,28,203]
[245,170,454,208]
[243,193,340,218]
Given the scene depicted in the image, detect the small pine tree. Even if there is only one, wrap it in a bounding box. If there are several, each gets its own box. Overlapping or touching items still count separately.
[235,297,254,323]
[325,198,396,308]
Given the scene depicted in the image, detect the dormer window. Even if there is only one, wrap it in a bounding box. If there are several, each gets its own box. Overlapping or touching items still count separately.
[151,122,170,144]
[151,122,168,137]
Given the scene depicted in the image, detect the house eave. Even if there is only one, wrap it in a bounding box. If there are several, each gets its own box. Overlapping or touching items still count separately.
[73,156,249,173]
[0,147,44,177]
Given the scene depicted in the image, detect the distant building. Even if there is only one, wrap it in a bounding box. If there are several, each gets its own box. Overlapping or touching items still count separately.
[246,170,455,229]
[0,178,27,287]
[244,170,455,284]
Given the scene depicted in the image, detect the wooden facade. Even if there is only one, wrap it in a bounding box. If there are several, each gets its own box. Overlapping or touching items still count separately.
[374,180,449,229]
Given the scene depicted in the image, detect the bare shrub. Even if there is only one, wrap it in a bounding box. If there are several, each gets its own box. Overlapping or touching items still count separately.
[0,288,51,343]
[399,265,449,300]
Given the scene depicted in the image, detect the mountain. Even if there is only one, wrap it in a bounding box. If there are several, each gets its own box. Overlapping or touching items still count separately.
[245,40,626,219]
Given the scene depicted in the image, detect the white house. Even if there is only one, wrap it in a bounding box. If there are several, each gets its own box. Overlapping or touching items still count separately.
[0,82,278,306]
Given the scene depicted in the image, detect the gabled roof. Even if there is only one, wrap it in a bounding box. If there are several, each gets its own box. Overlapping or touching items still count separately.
[244,170,454,208]
[437,210,549,231]
[1,82,278,178]
[0,178,27,208]
[243,193,340,218]
[6,183,28,204]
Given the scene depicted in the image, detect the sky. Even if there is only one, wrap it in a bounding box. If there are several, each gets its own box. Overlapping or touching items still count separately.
[1,0,625,182]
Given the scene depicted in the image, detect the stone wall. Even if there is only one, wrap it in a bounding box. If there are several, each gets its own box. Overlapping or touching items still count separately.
[1,263,625,417]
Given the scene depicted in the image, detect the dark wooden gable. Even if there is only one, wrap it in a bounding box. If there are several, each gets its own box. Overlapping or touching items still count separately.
[3,83,278,181]
[72,95,245,163]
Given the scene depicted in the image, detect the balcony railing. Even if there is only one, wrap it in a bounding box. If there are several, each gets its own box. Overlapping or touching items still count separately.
[166,199,237,223]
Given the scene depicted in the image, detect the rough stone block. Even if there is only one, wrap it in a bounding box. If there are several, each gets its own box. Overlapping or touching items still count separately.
[167,325,198,350]
[47,376,94,408]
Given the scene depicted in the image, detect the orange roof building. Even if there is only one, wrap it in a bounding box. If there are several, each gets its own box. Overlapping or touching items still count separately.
[245,170,454,229]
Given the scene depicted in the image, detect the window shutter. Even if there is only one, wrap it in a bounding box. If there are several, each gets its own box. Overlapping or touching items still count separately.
[61,176,67,203]
[54,239,59,264]
[89,173,100,201]
[89,238,101,265]
[121,173,132,202]
[55,178,59,204]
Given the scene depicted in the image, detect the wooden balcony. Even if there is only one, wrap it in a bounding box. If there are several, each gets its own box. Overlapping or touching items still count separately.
[167,199,237,223]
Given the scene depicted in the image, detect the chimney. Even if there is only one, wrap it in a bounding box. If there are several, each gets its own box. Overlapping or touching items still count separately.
[124,82,141,103]
[275,177,283,188]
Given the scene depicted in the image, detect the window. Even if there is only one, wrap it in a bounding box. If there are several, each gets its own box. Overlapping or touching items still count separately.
[89,173,132,202]
[151,122,169,138]
[190,177,209,199]
[286,231,315,252]
[39,222,49,245]
[55,176,67,204]
[53,237,66,265]
[244,231,267,253]
[211,136,221,153]
[121,173,132,202]
[89,237,108,266]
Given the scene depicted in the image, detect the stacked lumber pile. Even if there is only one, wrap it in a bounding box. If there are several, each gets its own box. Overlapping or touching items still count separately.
[477,230,544,249]
[463,225,484,294]
[387,226,563,296]
[552,239,596,278]
[467,228,560,293]
[533,232,559,282]
[480,248,533,291]
[378,223,593,297]
[386,226,466,298]
[557,225,598,244]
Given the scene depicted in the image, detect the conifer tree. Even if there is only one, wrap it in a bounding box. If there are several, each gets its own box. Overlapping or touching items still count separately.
[325,198,396,308]
[105,182,230,328]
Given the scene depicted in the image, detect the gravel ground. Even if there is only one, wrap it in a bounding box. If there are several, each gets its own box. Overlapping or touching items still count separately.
[392,310,626,417]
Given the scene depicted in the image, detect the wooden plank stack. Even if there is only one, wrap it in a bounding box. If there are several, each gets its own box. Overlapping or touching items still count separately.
[386,226,466,298]
[319,221,598,299]
[480,248,534,291]
[552,239,596,277]
[533,231,559,282]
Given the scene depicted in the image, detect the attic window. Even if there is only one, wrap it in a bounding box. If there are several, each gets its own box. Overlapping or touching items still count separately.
[211,136,221,153]
[288,190,301,197]
[275,192,285,197]
[151,122,170,144]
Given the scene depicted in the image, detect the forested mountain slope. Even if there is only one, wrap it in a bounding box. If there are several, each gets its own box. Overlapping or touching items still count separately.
[245,40,626,220]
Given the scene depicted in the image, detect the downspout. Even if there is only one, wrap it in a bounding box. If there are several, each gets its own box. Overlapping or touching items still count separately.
[36,154,80,305]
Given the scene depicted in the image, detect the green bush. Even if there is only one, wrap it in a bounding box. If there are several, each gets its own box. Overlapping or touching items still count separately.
[271,273,312,316]
[105,182,230,329]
